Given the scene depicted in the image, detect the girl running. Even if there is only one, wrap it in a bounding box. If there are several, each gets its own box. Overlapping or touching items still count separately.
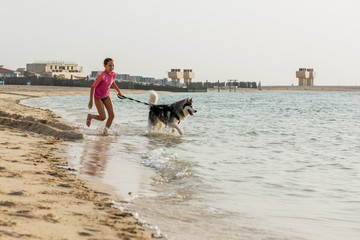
[86,58,123,134]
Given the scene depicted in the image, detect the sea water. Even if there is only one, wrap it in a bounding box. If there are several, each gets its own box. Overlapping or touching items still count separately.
[22,91,360,240]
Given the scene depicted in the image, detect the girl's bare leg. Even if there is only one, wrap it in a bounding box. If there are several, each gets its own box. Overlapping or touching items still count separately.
[87,98,106,127]
[103,97,115,129]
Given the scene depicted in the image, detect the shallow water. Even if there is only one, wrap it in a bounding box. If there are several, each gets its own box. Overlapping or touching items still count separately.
[23,91,360,240]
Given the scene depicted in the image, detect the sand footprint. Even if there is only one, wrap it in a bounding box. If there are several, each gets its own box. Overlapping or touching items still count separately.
[78,231,93,237]
[8,191,24,196]
[0,201,16,208]
[43,213,59,223]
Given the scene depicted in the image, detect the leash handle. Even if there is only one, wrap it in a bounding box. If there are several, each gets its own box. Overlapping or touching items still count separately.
[117,94,126,99]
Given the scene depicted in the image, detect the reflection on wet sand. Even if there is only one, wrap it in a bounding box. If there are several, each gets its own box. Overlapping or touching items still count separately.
[80,138,111,178]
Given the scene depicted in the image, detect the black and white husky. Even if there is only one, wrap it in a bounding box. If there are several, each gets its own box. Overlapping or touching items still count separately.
[148,91,197,135]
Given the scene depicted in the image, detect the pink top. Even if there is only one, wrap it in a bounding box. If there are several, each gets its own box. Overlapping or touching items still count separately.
[92,71,117,98]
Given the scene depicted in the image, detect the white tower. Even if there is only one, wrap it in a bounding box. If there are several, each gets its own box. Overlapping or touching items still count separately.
[183,69,195,85]
[168,69,183,85]
[296,68,316,86]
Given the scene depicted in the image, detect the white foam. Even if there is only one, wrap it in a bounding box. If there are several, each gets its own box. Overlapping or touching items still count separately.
[141,148,178,172]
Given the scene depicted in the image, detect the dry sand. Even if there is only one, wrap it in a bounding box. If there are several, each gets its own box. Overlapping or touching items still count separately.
[0,85,159,240]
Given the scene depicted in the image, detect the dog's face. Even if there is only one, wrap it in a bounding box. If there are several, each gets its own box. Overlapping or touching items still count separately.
[183,98,197,116]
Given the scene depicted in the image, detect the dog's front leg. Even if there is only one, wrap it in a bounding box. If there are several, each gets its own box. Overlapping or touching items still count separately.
[169,123,183,135]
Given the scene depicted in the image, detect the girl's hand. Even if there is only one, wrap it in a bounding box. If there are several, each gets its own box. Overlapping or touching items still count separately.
[88,101,93,109]
[118,91,123,97]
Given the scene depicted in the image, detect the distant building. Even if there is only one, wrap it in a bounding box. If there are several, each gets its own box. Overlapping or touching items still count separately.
[153,78,168,86]
[168,69,183,85]
[26,62,83,79]
[133,76,142,83]
[183,69,195,85]
[16,68,40,77]
[296,68,316,86]
[139,77,155,85]
[168,69,195,85]
[116,74,136,83]
[90,71,102,80]
[0,65,20,78]
[89,70,169,86]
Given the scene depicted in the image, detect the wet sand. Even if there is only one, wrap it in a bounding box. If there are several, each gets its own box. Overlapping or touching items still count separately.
[0,85,159,239]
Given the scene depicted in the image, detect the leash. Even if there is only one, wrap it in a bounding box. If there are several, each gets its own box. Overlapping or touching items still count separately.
[117,94,181,123]
[117,94,152,106]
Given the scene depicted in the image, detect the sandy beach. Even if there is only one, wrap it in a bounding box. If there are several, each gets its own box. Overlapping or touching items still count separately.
[0,85,158,240]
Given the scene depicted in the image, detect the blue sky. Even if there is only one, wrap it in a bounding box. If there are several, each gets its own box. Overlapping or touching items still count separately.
[1,0,360,85]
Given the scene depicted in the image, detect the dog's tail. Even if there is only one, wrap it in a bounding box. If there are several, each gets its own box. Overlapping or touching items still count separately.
[148,90,158,108]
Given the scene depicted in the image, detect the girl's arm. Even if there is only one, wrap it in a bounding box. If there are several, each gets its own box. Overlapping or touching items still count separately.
[89,73,104,109]
[88,87,95,109]
[112,82,123,97]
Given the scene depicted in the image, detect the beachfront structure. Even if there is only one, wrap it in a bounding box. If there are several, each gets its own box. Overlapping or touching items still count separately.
[0,65,43,78]
[90,70,163,86]
[116,74,137,83]
[296,68,316,86]
[26,62,83,79]
[0,65,20,78]
[183,69,195,85]
[168,69,183,85]
[16,68,41,77]
[168,69,195,85]
[153,78,168,86]
[138,77,155,85]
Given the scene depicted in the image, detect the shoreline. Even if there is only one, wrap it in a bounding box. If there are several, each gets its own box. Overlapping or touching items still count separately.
[3,84,360,94]
[0,85,160,239]
[209,85,360,92]
[261,85,360,92]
